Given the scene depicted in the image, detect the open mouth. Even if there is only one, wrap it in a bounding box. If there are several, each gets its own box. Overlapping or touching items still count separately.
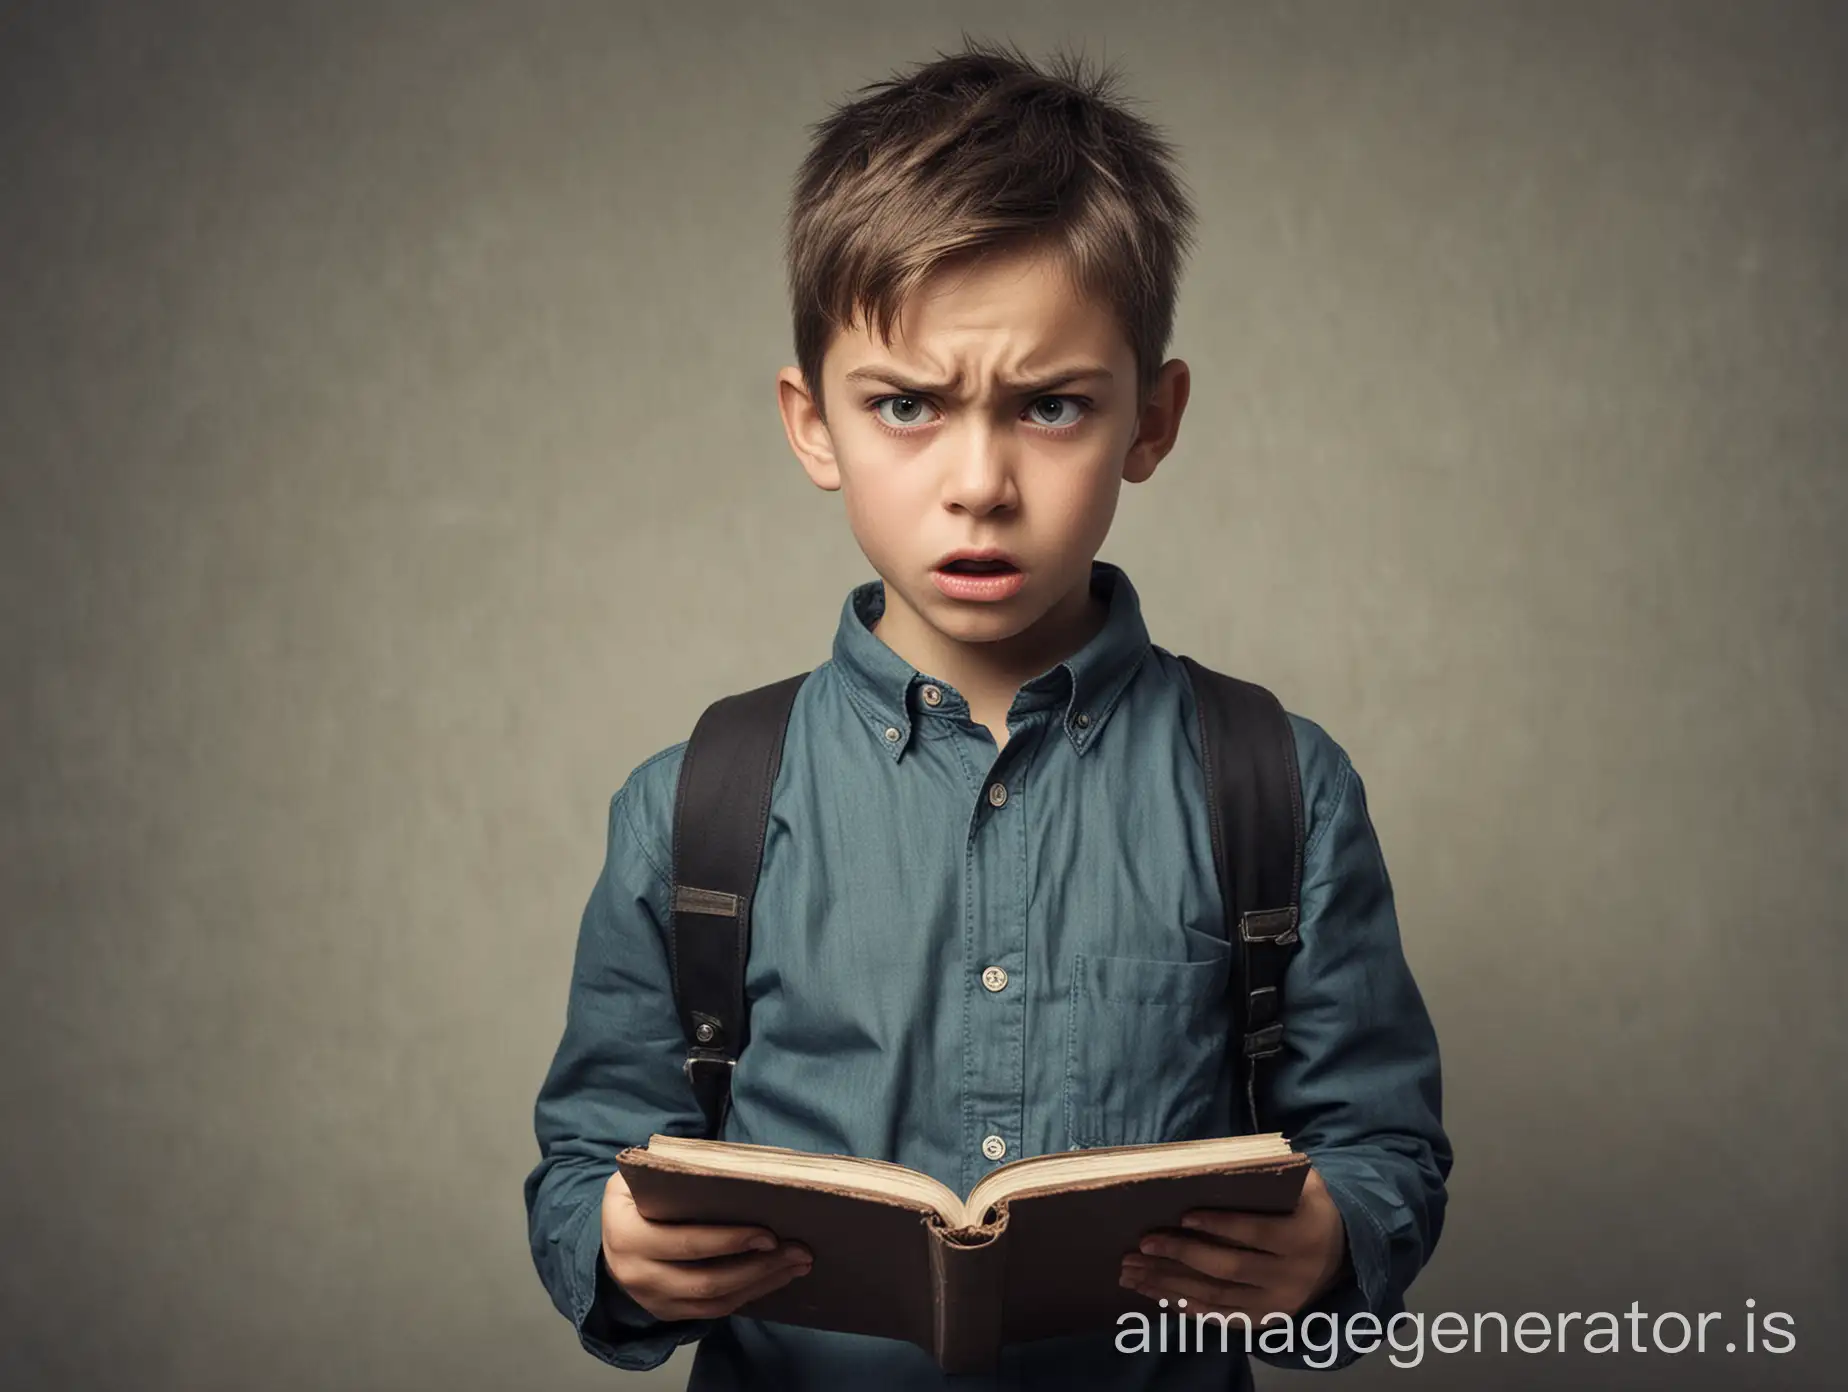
[931,557,1026,601]
[938,559,1019,574]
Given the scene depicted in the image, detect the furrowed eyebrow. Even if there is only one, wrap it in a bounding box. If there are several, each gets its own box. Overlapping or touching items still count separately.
[841,365,1113,395]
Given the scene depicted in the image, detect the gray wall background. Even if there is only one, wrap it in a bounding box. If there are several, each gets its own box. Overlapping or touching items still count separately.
[2,1,1842,1389]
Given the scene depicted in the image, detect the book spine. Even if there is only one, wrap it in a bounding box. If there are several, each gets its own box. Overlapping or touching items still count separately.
[927,1208,1010,1374]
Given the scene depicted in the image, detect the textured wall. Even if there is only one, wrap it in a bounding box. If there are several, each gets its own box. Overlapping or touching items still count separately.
[1,2,1842,1389]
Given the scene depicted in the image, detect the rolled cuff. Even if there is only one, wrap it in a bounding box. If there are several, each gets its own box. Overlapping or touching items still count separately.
[566,1194,713,1370]
[1248,1154,1407,1372]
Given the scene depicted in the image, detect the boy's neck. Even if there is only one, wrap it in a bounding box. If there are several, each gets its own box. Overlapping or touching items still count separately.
[871,572,1110,728]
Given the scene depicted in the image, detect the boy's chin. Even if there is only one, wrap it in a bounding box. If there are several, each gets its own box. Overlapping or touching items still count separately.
[915,590,1061,647]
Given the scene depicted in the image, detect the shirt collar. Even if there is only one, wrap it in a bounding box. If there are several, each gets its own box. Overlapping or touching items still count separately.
[830,558,1151,760]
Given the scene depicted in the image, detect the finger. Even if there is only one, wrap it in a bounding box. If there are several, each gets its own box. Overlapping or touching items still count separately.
[1135,1232,1282,1285]
[670,1247,815,1321]
[603,1171,784,1260]
[626,1247,807,1309]
[1122,1254,1271,1314]
[1174,1210,1289,1255]
[1124,1252,1265,1292]
[625,1218,785,1262]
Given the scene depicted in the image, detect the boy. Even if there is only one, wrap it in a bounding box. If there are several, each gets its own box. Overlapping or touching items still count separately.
[524,38,1449,1391]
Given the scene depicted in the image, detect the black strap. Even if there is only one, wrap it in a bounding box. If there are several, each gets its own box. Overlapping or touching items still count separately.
[669,659,1304,1140]
[1179,656,1306,1134]
[669,671,810,1136]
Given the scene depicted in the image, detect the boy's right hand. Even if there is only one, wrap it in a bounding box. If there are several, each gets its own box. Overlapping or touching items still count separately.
[600,1169,813,1322]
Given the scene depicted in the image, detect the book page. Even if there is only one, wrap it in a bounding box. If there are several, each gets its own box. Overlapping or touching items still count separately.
[641,1132,1296,1228]
[962,1132,1295,1220]
[642,1135,967,1224]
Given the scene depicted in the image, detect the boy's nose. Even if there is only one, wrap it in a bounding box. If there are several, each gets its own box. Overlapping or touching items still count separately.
[941,439,1018,512]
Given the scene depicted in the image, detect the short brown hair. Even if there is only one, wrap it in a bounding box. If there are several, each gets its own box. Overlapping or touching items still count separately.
[785,36,1198,422]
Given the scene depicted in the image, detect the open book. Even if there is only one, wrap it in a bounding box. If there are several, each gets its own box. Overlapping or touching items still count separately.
[617,1132,1309,1372]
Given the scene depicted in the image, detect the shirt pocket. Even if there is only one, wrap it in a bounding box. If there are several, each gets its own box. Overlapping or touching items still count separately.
[1063,945,1233,1150]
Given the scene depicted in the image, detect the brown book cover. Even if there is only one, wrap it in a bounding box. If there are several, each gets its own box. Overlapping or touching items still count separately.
[616,1133,1311,1373]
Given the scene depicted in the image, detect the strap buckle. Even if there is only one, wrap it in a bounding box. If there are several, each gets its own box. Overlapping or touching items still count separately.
[1239,906,1299,945]
[682,1050,737,1083]
[1243,1023,1285,1058]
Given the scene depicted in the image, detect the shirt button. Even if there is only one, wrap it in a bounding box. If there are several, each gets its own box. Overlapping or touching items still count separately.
[981,965,1008,992]
[981,1134,1007,1161]
[1074,712,1090,729]
[920,684,943,707]
[883,726,900,743]
[987,782,1008,807]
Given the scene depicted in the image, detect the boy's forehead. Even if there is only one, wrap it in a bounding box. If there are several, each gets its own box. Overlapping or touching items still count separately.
[825,255,1131,381]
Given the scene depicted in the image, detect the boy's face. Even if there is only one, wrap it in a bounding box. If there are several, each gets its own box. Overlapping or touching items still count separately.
[777,244,1189,665]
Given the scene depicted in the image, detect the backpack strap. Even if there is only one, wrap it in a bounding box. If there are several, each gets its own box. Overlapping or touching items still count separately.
[669,671,810,1136]
[1178,657,1306,1134]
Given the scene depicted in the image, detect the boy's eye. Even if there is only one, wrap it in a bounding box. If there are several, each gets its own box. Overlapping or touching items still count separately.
[1027,397,1085,428]
[875,395,935,428]
[868,394,1090,432]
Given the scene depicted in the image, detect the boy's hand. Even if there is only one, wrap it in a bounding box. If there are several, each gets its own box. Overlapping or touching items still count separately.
[601,1169,813,1322]
[1120,1164,1350,1321]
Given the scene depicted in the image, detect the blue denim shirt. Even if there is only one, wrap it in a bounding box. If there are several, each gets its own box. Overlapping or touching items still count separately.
[524,560,1450,1390]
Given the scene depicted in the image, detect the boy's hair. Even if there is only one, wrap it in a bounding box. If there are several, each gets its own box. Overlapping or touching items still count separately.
[785,36,1198,423]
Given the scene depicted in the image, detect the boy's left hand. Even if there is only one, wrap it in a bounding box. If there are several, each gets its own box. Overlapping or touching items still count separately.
[1120,1164,1350,1320]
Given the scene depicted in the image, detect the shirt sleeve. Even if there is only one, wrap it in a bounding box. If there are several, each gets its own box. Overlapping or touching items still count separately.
[1249,731,1453,1372]
[521,770,719,1371]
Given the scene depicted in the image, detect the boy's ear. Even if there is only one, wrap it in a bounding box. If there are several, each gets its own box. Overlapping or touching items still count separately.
[777,366,841,491]
[1122,359,1191,485]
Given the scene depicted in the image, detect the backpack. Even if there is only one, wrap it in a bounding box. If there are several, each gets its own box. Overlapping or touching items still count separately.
[667,656,1304,1141]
